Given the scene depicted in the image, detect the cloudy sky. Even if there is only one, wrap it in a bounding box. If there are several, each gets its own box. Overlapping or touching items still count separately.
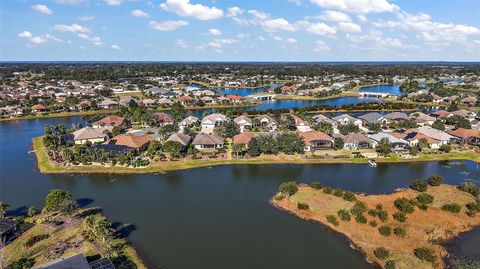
[1,0,479,61]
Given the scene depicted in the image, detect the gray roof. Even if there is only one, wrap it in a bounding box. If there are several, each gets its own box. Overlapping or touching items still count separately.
[358,112,384,124]
[0,218,18,235]
[332,114,359,123]
[166,133,191,146]
[33,253,90,269]
[340,133,375,144]
[312,114,335,124]
[192,133,224,145]
[73,127,107,141]
[368,132,407,144]
[234,115,252,125]
[384,112,408,121]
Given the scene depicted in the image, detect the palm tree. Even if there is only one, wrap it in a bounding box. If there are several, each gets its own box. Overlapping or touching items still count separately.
[0,201,9,218]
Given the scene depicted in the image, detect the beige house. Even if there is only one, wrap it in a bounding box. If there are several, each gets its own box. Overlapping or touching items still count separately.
[73,127,108,144]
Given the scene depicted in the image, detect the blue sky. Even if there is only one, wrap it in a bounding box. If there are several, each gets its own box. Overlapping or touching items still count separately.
[1,0,479,61]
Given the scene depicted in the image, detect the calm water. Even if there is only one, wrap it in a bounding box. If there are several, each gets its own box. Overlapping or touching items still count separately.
[1,117,479,268]
[359,84,401,95]
[212,87,266,96]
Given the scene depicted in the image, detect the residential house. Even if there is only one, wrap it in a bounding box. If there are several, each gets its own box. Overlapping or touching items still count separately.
[32,253,114,269]
[383,112,408,122]
[452,109,476,122]
[99,99,118,109]
[255,115,278,132]
[358,112,387,125]
[233,132,254,146]
[393,130,441,149]
[157,98,173,107]
[312,114,338,133]
[72,127,108,145]
[166,133,192,150]
[152,112,174,126]
[92,115,125,129]
[192,133,224,150]
[416,126,455,145]
[463,96,478,106]
[409,112,435,126]
[31,104,47,112]
[338,133,376,150]
[179,115,199,133]
[234,115,253,133]
[299,131,333,151]
[447,128,480,146]
[98,134,152,154]
[368,132,409,151]
[201,113,226,134]
[431,110,452,118]
[292,115,312,132]
[333,114,362,126]
[142,99,157,107]
[176,96,194,106]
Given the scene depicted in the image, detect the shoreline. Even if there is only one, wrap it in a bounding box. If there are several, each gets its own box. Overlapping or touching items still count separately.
[32,137,480,175]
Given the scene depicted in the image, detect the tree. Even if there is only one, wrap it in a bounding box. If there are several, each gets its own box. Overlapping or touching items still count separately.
[111,125,125,137]
[410,179,428,192]
[45,189,73,212]
[232,143,245,158]
[147,140,161,157]
[339,123,360,135]
[314,122,333,134]
[222,120,240,138]
[247,138,261,157]
[279,181,298,196]
[367,123,382,133]
[418,138,429,150]
[60,200,79,216]
[277,133,305,154]
[439,144,451,153]
[27,206,38,217]
[162,141,183,158]
[376,138,391,156]
[0,201,9,218]
[333,137,344,150]
[170,102,185,123]
[432,120,445,131]
[428,174,443,186]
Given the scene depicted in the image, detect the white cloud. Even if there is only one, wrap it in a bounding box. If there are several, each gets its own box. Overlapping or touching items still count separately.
[176,39,188,48]
[18,31,52,45]
[286,38,297,43]
[258,36,266,41]
[55,0,84,4]
[77,33,103,45]
[227,7,244,17]
[160,0,223,20]
[30,36,48,44]
[237,33,250,39]
[209,28,222,36]
[310,0,399,14]
[43,34,63,43]
[273,36,282,41]
[79,15,95,21]
[314,40,330,51]
[302,21,336,35]
[54,24,90,33]
[262,18,296,32]
[32,4,53,15]
[149,20,189,31]
[111,44,121,50]
[209,38,237,48]
[357,15,368,23]
[338,22,361,32]
[131,9,149,17]
[19,31,33,38]
[104,0,122,6]
[319,10,351,22]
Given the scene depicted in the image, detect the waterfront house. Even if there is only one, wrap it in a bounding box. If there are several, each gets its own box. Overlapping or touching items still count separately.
[92,115,125,129]
[142,99,157,107]
[31,104,47,113]
[332,114,362,126]
[179,115,199,133]
[447,128,480,146]
[292,115,312,132]
[416,126,455,145]
[201,113,227,134]
[299,131,333,151]
[176,96,194,106]
[255,115,278,132]
[152,112,174,126]
[99,99,118,109]
[166,133,192,150]
[32,253,115,269]
[233,132,254,146]
[431,110,452,118]
[338,133,376,150]
[368,132,409,151]
[451,109,476,121]
[234,115,253,133]
[393,130,441,149]
[157,98,173,107]
[72,127,108,145]
[192,133,224,150]
[462,96,478,106]
[383,112,408,122]
[98,134,152,154]
[409,112,435,126]
[358,112,387,125]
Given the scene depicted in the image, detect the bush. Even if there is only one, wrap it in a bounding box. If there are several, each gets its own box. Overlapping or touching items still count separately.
[394,227,406,237]
[24,234,50,248]
[337,209,351,221]
[374,247,390,260]
[458,182,479,197]
[297,202,309,210]
[428,174,443,186]
[368,209,378,217]
[369,220,378,227]
[441,203,462,213]
[342,191,356,202]
[333,189,344,197]
[377,210,389,223]
[416,193,434,204]
[323,187,333,194]
[466,202,480,217]
[375,204,383,211]
[326,215,339,226]
[309,182,323,189]
[414,247,436,265]
[393,212,407,222]
[350,201,368,216]
[439,144,451,153]
[6,258,35,269]
[279,181,298,196]
[410,179,428,192]
[394,198,415,214]
[418,204,428,211]
[379,226,392,236]
[44,189,73,212]
[385,260,396,269]
[355,214,367,224]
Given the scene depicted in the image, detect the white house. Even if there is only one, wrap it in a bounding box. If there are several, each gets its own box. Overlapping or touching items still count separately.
[234,115,253,133]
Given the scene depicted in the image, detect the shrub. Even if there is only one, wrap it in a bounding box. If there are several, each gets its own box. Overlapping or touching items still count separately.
[333,189,344,197]
[368,209,378,217]
[5,258,35,269]
[279,182,298,196]
[375,204,383,211]
[326,215,339,226]
[418,204,428,211]
[410,179,428,192]
[394,198,415,214]
[393,212,407,222]
[428,174,443,186]
[439,144,451,153]
[379,226,392,236]
[441,203,462,213]
[369,220,378,227]
[385,260,396,269]
[414,248,436,265]
[466,202,480,217]
[297,202,309,210]
[323,187,333,194]
[309,182,323,189]
[342,191,356,202]
[355,214,367,224]
[416,193,434,204]
[337,209,351,221]
[44,189,73,212]
[350,201,368,216]
[24,234,50,248]
[458,182,479,197]
[374,247,390,260]
[394,227,406,237]
[377,210,389,223]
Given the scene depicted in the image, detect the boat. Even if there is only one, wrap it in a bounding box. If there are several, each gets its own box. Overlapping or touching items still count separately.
[368,160,377,167]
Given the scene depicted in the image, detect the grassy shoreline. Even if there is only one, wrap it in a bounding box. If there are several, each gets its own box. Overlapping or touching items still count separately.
[0,109,118,122]
[272,184,480,269]
[32,137,479,175]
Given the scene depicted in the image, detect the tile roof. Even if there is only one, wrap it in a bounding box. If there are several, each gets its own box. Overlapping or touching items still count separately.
[192,133,224,145]
[166,133,191,146]
[233,132,254,144]
[73,127,107,141]
[93,115,125,127]
[106,134,152,149]
[299,131,332,143]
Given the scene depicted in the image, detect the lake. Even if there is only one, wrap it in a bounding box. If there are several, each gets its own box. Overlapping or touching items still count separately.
[359,84,401,95]
[1,117,479,268]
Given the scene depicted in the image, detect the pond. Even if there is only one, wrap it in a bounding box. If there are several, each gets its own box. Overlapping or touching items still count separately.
[359,84,402,95]
[0,117,478,268]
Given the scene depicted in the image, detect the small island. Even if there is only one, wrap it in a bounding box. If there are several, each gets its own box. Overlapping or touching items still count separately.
[1,190,146,269]
[271,176,480,269]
